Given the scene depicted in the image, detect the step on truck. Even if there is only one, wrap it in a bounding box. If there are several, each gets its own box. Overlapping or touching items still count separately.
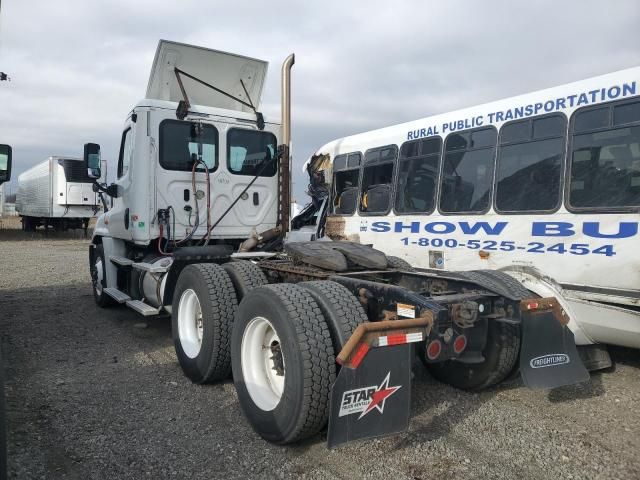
[83,40,590,447]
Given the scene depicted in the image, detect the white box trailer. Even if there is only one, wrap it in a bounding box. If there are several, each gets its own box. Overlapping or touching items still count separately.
[16,156,106,231]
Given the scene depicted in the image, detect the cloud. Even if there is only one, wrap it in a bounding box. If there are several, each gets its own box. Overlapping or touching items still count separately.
[0,0,638,203]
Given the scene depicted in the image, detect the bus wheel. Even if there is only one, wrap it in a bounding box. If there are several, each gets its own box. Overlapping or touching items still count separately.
[425,321,520,391]
[172,264,237,383]
[231,284,335,444]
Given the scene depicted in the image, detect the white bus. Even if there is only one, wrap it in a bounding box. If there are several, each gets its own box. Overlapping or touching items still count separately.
[307,66,640,354]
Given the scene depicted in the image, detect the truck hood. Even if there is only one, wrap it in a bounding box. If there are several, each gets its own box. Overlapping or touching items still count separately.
[146,40,268,114]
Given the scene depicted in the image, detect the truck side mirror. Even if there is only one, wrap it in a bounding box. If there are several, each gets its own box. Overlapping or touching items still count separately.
[0,144,12,185]
[84,143,102,179]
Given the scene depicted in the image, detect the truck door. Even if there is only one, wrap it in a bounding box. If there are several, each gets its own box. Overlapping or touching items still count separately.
[223,127,278,231]
[105,124,135,240]
[155,119,219,240]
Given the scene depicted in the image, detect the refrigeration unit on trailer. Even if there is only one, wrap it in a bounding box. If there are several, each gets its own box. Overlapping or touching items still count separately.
[83,40,592,448]
[303,66,640,361]
[16,156,106,231]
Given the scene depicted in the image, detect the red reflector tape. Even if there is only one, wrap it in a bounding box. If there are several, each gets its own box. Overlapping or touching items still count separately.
[350,342,370,368]
[378,332,423,347]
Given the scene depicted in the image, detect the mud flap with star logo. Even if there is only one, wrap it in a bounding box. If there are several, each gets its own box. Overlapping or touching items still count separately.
[327,343,412,448]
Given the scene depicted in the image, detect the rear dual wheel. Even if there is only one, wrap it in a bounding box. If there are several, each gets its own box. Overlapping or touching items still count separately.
[231,283,337,444]
[222,260,268,301]
[425,321,520,391]
[172,267,365,444]
[172,264,237,383]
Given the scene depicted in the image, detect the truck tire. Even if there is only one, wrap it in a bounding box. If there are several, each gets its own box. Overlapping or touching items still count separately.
[90,244,115,307]
[425,321,520,391]
[300,280,367,352]
[386,255,415,271]
[222,260,268,301]
[231,284,335,444]
[172,264,237,384]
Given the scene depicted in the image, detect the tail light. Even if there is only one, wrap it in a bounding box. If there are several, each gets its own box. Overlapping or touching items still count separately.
[453,335,467,354]
[426,340,442,360]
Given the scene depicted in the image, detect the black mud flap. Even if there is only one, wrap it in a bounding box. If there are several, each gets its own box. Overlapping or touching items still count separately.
[519,309,590,389]
[327,344,412,448]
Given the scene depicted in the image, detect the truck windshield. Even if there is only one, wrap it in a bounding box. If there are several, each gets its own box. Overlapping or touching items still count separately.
[227,128,277,176]
[159,120,218,172]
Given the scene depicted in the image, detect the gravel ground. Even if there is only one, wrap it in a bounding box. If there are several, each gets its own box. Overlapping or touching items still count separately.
[0,234,639,479]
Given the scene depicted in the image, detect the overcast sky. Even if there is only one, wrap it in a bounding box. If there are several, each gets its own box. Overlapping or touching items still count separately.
[1,0,638,201]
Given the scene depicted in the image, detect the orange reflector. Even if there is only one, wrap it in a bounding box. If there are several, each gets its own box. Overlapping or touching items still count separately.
[453,335,467,354]
[350,342,370,368]
[426,340,442,360]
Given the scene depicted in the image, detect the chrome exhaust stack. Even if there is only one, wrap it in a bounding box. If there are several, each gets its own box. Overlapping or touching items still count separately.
[281,54,295,149]
[278,53,295,234]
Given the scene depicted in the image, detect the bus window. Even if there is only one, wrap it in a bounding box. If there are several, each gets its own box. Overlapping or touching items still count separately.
[360,145,398,214]
[615,100,640,126]
[439,127,497,214]
[395,137,442,214]
[332,152,361,215]
[569,99,640,210]
[495,114,566,213]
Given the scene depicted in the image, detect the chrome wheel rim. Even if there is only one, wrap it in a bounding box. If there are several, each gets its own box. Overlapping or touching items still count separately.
[177,289,203,359]
[241,316,285,411]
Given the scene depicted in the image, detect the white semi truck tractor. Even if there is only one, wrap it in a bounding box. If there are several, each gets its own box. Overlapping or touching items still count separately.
[84,41,591,447]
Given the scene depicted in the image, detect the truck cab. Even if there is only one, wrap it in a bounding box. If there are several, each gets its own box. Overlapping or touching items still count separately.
[95,99,280,244]
[93,41,280,247]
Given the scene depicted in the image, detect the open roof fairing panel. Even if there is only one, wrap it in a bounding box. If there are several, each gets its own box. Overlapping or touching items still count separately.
[146,40,268,113]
